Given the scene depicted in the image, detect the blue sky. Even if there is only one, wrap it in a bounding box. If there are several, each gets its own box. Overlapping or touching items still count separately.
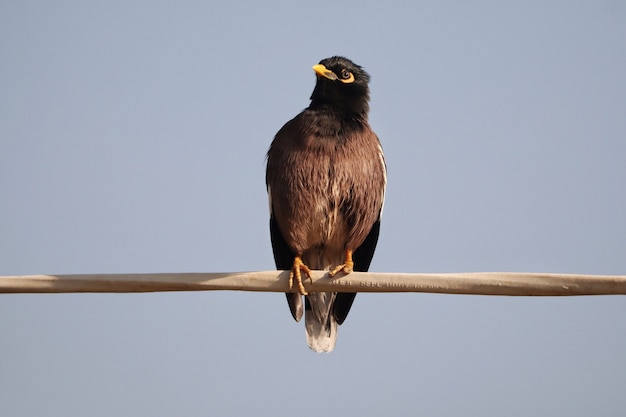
[1,2,625,416]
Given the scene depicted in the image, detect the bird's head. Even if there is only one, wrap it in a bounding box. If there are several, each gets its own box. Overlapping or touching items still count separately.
[309,56,370,118]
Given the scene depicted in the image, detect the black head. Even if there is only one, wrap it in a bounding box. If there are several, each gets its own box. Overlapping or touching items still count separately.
[309,56,371,118]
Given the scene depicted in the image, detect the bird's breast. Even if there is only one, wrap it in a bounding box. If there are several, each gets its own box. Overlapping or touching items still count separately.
[267,116,384,258]
[308,190,348,250]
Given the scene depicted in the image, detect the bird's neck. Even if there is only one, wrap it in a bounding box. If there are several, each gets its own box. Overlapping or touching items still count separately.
[303,106,369,138]
[308,101,369,125]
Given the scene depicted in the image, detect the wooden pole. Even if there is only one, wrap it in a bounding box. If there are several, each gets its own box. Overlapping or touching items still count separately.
[1,271,625,296]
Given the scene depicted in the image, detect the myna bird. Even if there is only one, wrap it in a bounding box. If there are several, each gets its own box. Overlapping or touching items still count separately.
[266,56,386,352]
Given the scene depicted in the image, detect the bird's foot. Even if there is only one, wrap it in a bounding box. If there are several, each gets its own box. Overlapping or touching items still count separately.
[329,249,354,277]
[329,261,353,277]
[289,256,312,295]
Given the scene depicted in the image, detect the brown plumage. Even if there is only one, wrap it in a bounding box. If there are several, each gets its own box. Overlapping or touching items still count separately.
[266,56,386,352]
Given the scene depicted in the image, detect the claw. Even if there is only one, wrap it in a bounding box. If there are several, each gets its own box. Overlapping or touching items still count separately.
[329,249,354,277]
[289,256,312,295]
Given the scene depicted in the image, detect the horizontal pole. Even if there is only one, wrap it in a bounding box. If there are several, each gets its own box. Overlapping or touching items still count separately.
[1,271,625,296]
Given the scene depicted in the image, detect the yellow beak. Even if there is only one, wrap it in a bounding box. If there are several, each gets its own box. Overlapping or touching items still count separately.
[312,64,338,81]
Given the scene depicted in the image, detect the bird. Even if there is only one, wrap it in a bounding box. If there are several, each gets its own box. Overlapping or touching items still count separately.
[266,56,386,352]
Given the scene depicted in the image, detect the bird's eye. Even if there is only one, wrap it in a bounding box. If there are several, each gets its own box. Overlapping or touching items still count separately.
[338,69,355,83]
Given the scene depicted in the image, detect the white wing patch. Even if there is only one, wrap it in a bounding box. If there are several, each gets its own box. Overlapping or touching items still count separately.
[378,144,387,219]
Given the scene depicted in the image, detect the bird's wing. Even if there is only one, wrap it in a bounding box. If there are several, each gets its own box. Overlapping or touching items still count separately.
[333,219,381,324]
[269,210,303,322]
[333,132,385,325]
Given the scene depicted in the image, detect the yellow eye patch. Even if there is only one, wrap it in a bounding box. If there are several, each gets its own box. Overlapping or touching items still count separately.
[338,71,355,83]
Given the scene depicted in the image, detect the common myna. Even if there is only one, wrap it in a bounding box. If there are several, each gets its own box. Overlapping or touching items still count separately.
[266,56,386,352]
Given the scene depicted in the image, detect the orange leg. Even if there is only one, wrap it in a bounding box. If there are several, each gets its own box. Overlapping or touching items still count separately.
[329,249,354,277]
[289,255,312,295]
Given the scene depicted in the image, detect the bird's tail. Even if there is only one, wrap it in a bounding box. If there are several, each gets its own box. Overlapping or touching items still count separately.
[305,292,337,352]
[302,250,342,353]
